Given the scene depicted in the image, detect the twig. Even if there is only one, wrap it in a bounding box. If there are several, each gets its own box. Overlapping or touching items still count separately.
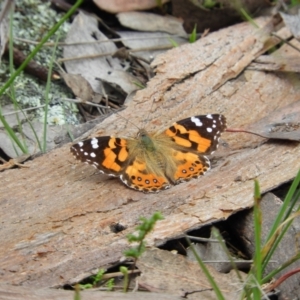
[57,45,174,63]
[61,97,119,109]
[2,105,46,116]
[15,34,187,47]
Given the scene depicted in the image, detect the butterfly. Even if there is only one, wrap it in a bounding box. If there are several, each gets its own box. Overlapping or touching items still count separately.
[70,114,226,193]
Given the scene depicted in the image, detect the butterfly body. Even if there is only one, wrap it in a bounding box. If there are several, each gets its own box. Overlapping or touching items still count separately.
[71,114,226,193]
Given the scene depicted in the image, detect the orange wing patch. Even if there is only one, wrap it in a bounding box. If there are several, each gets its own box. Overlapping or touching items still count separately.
[188,130,212,152]
[123,159,169,192]
[165,124,212,152]
[172,151,210,182]
[103,138,129,172]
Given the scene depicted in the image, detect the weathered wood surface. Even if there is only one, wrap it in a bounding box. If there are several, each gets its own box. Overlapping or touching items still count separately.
[0,284,181,300]
[1,17,300,292]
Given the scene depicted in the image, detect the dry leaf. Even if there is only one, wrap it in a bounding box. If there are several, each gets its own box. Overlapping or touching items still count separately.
[280,10,300,40]
[117,31,187,60]
[99,69,141,95]
[117,12,187,37]
[0,0,13,60]
[93,0,169,14]
[63,12,137,101]
[249,55,300,72]
[244,100,300,142]
[60,73,95,103]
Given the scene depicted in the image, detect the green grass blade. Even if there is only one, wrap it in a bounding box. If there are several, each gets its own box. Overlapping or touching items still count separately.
[120,266,129,293]
[0,0,84,97]
[168,37,179,47]
[0,3,27,154]
[189,24,197,43]
[0,0,83,154]
[62,105,75,142]
[262,169,300,271]
[185,235,226,300]
[251,179,262,298]
[8,7,28,153]
[240,8,259,28]
[0,107,27,153]
[266,169,300,240]
[262,245,300,283]
[262,206,300,276]
[8,8,42,152]
[211,227,244,283]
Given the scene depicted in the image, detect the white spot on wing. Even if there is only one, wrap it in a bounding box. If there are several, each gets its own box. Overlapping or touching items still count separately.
[91,138,99,149]
[78,142,84,147]
[84,152,88,156]
[207,127,212,133]
[90,152,96,158]
[191,116,203,127]
[206,114,213,119]
[120,175,128,185]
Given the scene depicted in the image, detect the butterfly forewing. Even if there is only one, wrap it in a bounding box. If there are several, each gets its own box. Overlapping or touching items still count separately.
[165,114,226,154]
[71,136,130,176]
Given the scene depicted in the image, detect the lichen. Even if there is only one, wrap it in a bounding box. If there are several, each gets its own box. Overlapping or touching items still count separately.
[0,0,79,125]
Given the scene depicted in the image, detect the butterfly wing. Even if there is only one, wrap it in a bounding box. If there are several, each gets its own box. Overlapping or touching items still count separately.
[71,114,226,192]
[163,114,226,183]
[70,137,130,176]
[71,136,170,192]
[120,157,170,192]
[165,114,226,154]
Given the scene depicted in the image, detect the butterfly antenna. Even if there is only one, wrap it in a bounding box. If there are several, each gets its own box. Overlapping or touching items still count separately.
[109,107,140,131]
[140,99,156,129]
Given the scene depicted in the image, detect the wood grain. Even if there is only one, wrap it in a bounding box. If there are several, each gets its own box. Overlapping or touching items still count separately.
[1,17,300,291]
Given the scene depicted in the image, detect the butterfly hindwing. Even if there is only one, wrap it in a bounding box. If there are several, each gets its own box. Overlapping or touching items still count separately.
[120,158,170,192]
[171,150,210,183]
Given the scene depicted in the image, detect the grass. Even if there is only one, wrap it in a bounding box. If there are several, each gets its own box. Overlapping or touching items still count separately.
[187,169,300,299]
[122,212,164,291]
[0,0,83,155]
[75,212,163,297]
